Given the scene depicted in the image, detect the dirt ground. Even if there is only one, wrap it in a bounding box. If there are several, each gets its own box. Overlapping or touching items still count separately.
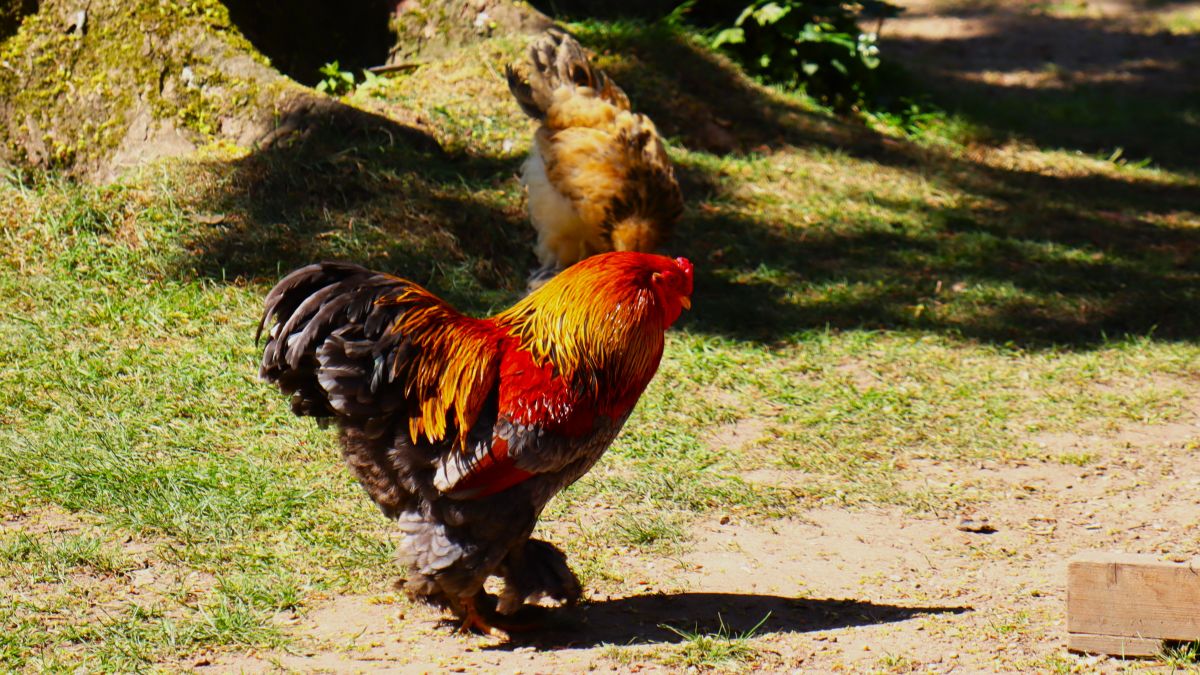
[182,2,1200,672]
[192,394,1200,672]
[885,0,1200,92]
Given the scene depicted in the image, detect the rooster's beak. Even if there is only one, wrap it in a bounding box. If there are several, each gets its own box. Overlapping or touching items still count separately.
[680,296,691,311]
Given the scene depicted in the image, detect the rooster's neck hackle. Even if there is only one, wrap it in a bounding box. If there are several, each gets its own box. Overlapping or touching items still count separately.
[497,256,665,397]
[376,255,672,448]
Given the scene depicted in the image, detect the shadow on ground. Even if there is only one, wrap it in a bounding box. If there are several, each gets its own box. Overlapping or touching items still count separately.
[573,22,1200,346]
[179,96,533,310]
[183,19,1199,347]
[491,593,968,649]
[882,5,1200,171]
[675,153,1200,345]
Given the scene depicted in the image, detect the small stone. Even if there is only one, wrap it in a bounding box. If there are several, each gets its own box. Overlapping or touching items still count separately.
[956,516,996,534]
[129,568,156,586]
[719,515,731,525]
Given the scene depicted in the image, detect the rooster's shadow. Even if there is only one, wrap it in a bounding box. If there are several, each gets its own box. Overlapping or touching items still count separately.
[490,592,969,650]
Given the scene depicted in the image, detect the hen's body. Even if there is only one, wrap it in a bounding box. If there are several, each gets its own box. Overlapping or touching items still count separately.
[258,253,693,631]
[507,29,683,285]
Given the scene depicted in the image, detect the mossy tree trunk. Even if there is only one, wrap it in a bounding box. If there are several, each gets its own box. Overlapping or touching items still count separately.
[390,0,549,61]
[0,0,548,182]
[0,0,288,179]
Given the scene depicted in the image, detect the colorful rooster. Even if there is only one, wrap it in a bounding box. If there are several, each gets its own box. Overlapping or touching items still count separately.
[506,28,683,288]
[258,252,693,634]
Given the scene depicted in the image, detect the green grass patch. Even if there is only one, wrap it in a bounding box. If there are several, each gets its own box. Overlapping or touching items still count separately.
[1162,640,1200,669]
[660,613,770,670]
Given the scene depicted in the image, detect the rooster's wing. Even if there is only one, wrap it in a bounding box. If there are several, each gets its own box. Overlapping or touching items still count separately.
[258,263,607,504]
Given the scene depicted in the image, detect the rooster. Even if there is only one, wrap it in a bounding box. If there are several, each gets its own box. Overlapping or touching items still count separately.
[506,28,683,287]
[258,252,693,634]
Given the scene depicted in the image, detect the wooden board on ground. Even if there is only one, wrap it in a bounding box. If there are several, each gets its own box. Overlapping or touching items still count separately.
[1067,632,1164,658]
[1068,551,1200,656]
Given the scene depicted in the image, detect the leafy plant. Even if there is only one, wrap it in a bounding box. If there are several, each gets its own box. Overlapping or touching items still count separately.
[315,60,356,96]
[709,1,902,109]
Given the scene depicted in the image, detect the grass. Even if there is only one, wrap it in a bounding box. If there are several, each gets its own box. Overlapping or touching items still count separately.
[0,5,1198,671]
[659,613,770,670]
[1162,641,1200,670]
[612,512,689,550]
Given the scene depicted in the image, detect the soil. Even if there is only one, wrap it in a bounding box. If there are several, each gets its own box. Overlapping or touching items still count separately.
[884,0,1200,94]
[189,392,1199,672]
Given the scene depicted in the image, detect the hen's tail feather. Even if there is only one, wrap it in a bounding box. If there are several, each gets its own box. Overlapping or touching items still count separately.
[505,26,629,120]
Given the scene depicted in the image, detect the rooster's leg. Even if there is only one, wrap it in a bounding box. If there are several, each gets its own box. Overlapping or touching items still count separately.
[458,593,502,636]
[457,592,543,636]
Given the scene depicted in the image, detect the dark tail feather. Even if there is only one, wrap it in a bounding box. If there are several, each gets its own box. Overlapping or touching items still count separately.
[258,262,398,419]
[505,27,627,120]
[256,262,367,345]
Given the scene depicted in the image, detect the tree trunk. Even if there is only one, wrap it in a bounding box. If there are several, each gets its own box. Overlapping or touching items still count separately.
[0,0,548,181]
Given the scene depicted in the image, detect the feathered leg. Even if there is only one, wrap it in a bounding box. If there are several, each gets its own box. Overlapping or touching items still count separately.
[497,538,581,615]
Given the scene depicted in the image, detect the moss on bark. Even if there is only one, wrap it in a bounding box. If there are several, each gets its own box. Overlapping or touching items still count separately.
[0,0,298,179]
[390,0,549,61]
[0,0,547,181]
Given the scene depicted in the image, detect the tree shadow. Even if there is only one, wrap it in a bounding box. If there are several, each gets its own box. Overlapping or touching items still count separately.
[882,8,1200,171]
[490,593,968,649]
[572,17,1200,347]
[673,169,1200,346]
[178,94,534,310]
[179,20,1199,349]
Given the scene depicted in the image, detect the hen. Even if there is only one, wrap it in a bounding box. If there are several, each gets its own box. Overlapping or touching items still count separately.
[258,252,693,634]
[506,28,683,287]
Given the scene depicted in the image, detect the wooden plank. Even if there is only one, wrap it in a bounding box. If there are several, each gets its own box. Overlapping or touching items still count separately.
[1068,552,1200,641]
[1068,632,1163,657]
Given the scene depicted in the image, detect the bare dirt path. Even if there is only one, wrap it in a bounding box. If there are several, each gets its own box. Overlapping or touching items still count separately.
[198,401,1200,672]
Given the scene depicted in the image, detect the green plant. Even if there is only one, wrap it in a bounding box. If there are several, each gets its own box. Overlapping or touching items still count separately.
[660,613,770,668]
[315,60,355,96]
[710,1,901,109]
[1161,640,1200,668]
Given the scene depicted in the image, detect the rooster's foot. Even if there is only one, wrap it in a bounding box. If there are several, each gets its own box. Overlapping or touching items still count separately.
[457,592,548,636]
[458,593,505,637]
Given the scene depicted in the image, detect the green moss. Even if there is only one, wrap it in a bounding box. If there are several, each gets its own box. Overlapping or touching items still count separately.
[0,0,283,176]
